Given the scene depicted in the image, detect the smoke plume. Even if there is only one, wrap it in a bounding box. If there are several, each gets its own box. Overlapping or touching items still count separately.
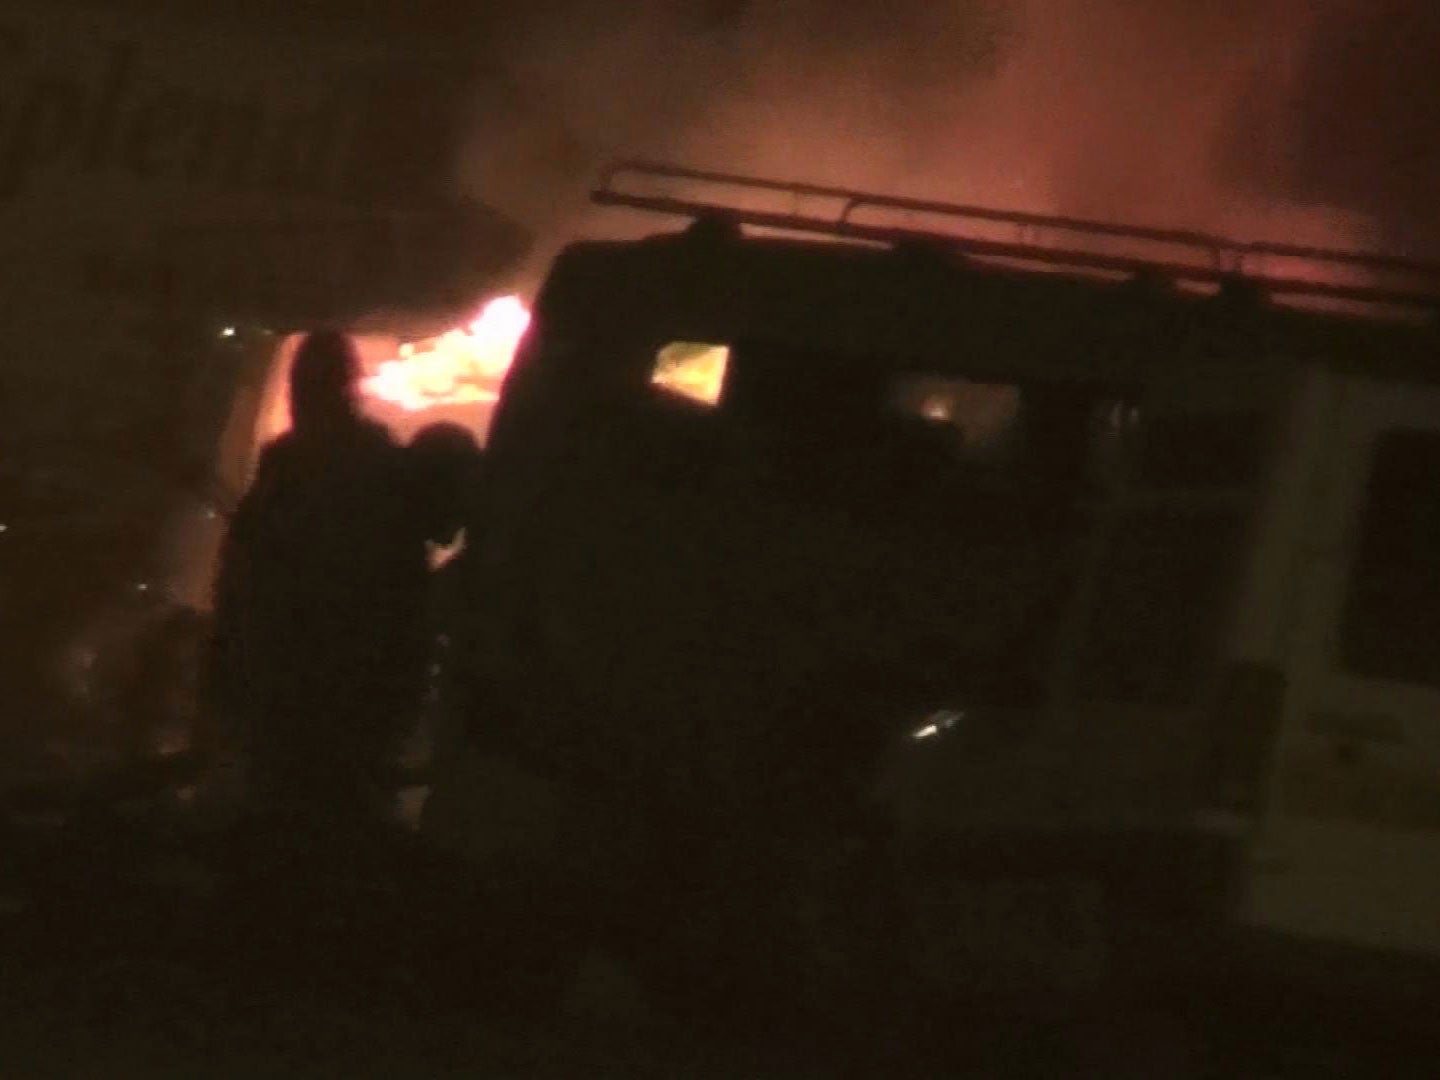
[454,0,1433,280]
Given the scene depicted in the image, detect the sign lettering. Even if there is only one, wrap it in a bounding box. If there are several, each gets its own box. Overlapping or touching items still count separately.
[0,20,458,205]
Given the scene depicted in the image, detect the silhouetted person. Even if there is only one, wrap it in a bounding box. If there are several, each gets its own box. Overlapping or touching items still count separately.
[402,422,484,769]
[408,419,485,679]
[206,331,429,826]
[408,420,483,549]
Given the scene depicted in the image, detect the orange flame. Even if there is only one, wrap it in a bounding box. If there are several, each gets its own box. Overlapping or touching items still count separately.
[362,294,532,413]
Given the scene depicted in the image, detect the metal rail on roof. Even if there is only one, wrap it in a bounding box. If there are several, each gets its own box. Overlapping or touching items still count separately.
[593,160,1440,312]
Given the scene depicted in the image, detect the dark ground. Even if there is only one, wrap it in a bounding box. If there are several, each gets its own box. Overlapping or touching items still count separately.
[0,768,1430,1078]
[0,775,921,1078]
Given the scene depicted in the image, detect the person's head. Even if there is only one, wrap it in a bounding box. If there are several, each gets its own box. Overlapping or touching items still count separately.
[289,329,361,431]
[409,421,483,545]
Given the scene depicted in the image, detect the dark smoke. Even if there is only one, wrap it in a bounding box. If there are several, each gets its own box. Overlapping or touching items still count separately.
[453,0,1434,280]
[1224,1,1440,257]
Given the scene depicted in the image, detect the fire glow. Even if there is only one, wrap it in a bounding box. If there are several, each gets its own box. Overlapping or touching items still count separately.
[362,294,532,413]
[361,296,734,419]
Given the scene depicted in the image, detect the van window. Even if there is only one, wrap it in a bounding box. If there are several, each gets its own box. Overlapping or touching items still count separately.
[1073,408,1265,705]
[652,341,729,406]
[1134,411,1268,489]
[1076,505,1249,704]
[1341,429,1440,686]
[889,376,1023,463]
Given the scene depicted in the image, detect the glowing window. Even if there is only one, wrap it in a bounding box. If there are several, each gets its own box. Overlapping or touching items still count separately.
[890,375,1023,462]
[652,341,730,406]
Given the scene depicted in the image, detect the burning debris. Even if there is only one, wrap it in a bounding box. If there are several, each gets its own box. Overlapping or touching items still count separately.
[362,295,533,414]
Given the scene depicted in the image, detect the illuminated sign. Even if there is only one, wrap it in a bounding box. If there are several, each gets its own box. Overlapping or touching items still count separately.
[0,13,467,207]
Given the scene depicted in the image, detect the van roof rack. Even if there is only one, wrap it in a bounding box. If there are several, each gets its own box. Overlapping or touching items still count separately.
[593,160,1440,314]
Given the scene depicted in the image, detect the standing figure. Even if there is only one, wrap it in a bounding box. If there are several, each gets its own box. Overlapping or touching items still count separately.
[207,330,429,825]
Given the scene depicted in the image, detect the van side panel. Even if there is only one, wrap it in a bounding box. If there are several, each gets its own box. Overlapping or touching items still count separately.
[1240,375,1440,958]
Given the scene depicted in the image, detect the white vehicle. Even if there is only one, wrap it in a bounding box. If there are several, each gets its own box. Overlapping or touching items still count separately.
[446,162,1440,1026]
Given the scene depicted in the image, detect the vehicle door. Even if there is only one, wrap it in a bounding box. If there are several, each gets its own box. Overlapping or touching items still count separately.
[1242,375,1440,957]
